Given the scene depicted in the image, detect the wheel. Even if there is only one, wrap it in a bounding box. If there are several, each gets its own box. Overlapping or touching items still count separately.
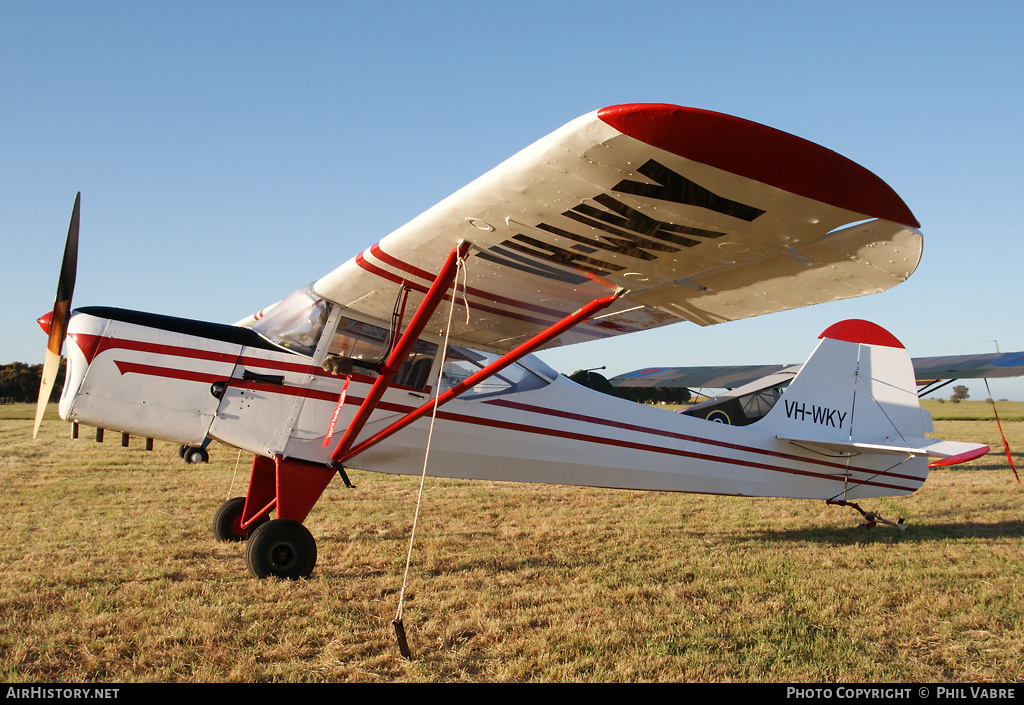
[178,445,187,458]
[183,447,209,464]
[244,519,317,580]
[212,497,267,542]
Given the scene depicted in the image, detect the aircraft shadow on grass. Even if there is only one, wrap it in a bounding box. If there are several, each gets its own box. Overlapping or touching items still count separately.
[744,519,1024,544]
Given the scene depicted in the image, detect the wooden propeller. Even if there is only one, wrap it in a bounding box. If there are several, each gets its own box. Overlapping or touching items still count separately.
[33,193,80,439]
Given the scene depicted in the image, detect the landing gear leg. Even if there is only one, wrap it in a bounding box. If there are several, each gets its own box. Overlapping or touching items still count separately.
[230,456,334,579]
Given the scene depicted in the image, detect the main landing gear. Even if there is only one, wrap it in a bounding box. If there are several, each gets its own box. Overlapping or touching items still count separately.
[211,455,334,580]
[212,496,317,579]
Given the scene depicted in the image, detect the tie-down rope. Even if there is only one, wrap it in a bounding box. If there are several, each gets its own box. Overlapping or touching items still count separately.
[393,247,470,658]
[984,379,1020,484]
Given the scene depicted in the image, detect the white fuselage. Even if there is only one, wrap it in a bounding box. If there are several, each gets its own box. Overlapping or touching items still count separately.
[59,306,929,502]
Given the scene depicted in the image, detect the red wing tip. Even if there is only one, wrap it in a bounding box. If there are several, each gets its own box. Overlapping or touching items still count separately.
[928,445,991,468]
[819,320,905,349]
[599,102,690,116]
[596,103,921,230]
[597,103,733,128]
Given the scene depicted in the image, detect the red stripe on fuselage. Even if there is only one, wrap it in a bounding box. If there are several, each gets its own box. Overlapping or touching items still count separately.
[73,333,238,366]
[114,360,225,384]
[483,398,925,485]
[438,406,919,493]
[100,336,921,492]
[75,332,336,377]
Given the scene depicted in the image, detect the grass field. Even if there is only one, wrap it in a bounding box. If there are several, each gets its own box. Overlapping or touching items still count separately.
[2,403,1022,682]
[920,399,1024,421]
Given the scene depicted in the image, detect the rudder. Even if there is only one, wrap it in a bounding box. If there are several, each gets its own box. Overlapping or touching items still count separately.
[757,320,923,447]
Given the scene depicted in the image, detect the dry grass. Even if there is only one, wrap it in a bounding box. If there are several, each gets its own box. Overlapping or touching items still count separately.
[921,399,1024,421]
[2,404,1022,682]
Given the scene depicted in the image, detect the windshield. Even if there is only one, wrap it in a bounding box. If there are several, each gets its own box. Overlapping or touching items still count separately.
[251,285,330,357]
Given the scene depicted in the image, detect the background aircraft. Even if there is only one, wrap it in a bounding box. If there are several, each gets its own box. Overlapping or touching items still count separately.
[609,349,1024,426]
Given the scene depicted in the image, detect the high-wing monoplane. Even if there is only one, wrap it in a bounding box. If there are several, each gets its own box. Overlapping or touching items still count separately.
[35,104,988,579]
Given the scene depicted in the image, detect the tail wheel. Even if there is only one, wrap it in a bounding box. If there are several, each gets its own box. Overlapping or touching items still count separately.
[212,497,267,542]
[244,519,317,580]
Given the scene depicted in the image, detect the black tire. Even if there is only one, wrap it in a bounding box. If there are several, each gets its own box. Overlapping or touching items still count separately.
[244,519,317,580]
[184,447,209,464]
[212,497,267,542]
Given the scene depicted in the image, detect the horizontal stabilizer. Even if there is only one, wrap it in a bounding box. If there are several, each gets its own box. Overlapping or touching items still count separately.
[778,434,989,466]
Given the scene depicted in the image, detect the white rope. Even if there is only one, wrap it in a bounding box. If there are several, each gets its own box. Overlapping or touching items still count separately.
[395,248,466,625]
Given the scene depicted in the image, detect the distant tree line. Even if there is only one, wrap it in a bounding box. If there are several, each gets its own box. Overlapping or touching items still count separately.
[0,361,65,404]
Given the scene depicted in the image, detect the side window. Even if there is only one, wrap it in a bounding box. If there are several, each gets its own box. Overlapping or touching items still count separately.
[741,382,790,421]
[330,318,390,362]
[441,347,551,400]
[326,316,438,392]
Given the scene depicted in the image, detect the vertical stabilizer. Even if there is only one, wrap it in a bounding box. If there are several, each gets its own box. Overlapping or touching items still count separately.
[758,320,987,465]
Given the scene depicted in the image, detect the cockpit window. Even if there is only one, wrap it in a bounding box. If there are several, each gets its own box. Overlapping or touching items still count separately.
[251,285,330,357]
[326,316,438,391]
[441,347,552,400]
[330,317,391,362]
[740,381,789,420]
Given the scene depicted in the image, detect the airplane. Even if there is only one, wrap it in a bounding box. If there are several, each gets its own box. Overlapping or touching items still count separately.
[33,103,989,580]
[609,350,1024,426]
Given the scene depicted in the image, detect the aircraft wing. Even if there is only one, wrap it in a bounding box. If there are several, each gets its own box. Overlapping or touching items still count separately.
[912,351,1024,382]
[611,351,1024,390]
[609,364,799,390]
[313,103,922,353]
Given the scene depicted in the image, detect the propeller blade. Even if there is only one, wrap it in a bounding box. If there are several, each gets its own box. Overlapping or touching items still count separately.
[33,193,80,439]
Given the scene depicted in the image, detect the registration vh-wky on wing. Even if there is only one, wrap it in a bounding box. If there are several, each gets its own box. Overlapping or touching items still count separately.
[33,103,989,580]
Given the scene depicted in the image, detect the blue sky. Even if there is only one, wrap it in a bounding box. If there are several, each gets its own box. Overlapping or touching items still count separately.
[3,1,1023,400]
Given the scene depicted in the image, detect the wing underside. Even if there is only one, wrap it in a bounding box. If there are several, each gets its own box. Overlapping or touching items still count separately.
[314,104,922,353]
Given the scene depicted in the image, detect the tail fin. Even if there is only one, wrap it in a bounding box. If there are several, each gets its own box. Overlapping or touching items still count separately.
[758,320,988,466]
